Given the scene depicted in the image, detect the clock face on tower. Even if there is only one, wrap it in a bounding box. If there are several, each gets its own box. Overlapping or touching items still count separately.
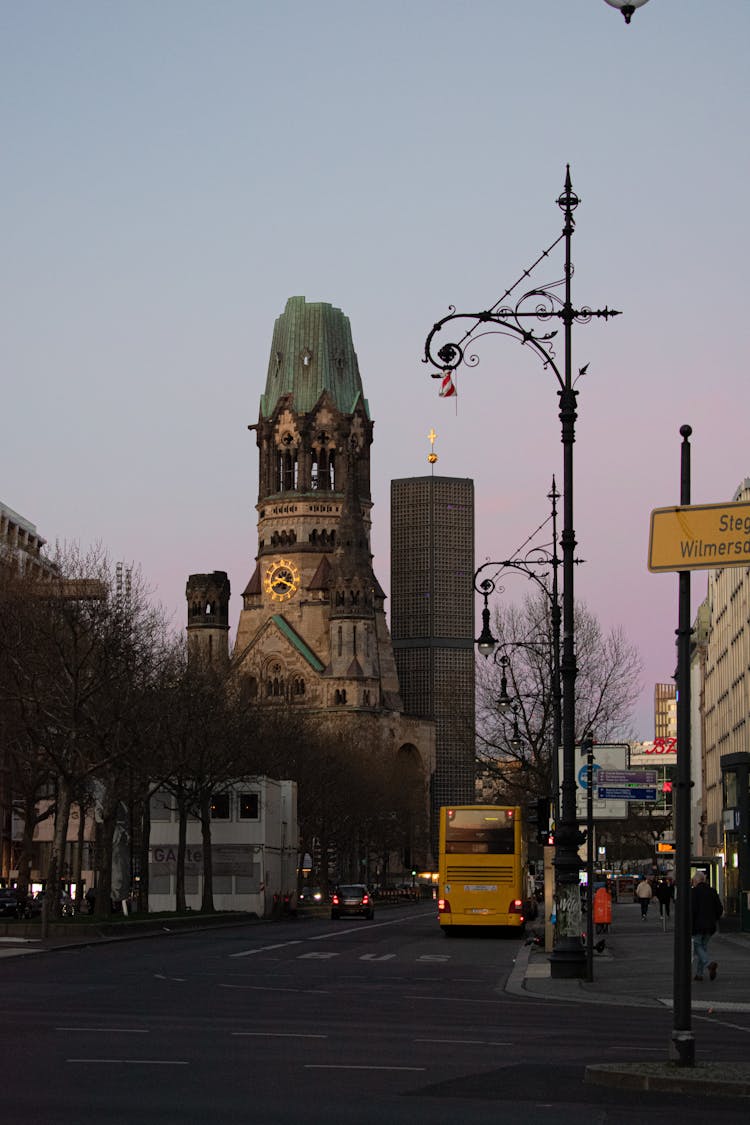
[264,558,301,602]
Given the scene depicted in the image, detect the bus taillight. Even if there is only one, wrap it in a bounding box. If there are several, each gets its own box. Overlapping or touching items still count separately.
[509,899,524,914]
[438,897,451,913]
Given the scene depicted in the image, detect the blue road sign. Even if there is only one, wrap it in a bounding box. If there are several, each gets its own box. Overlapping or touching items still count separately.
[597,786,658,801]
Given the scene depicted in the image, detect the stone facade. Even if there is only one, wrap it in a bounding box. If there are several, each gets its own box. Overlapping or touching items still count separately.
[188,297,435,868]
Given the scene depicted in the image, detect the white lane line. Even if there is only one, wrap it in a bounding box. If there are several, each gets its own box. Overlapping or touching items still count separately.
[0,949,39,958]
[298,952,339,960]
[415,1038,511,1046]
[233,1032,327,1039]
[695,1014,750,1034]
[404,994,503,1004]
[305,1065,426,1072]
[220,984,299,992]
[67,1059,189,1066]
[360,953,396,961]
[230,940,303,959]
[57,1028,149,1034]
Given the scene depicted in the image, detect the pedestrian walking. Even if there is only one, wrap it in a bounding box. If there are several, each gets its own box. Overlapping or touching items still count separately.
[635,876,653,919]
[655,877,675,920]
[691,870,723,981]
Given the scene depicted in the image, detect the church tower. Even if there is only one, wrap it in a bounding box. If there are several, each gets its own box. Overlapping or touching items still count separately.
[185,570,231,669]
[221,296,435,868]
[233,297,404,713]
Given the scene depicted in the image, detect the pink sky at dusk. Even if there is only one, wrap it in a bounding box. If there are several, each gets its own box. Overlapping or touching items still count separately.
[3,1,748,740]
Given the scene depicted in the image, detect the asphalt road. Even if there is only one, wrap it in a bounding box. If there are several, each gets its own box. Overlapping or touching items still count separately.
[3,905,749,1124]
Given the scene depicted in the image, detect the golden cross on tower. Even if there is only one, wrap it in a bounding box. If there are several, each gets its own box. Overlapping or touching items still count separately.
[427,428,438,465]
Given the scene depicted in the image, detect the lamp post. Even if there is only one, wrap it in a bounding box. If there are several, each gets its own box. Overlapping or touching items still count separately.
[474,483,563,821]
[602,0,650,24]
[425,168,619,978]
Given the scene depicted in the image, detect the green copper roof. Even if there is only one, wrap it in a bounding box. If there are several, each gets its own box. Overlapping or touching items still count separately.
[271,614,325,672]
[260,297,370,419]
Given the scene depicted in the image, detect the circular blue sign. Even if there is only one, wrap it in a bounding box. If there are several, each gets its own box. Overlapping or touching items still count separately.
[578,762,601,789]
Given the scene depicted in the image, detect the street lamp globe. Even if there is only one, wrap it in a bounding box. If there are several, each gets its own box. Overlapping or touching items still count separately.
[602,0,650,23]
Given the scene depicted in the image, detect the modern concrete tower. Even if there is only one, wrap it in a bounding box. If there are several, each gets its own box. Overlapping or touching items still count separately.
[390,475,476,820]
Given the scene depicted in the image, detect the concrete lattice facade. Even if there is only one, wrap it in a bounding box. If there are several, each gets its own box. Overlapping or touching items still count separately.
[390,476,476,822]
[696,478,750,920]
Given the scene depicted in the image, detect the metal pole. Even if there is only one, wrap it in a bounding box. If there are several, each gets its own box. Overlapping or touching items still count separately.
[549,478,562,825]
[671,424,695,1066]
[550,169,584,978]
[586,736,595,982]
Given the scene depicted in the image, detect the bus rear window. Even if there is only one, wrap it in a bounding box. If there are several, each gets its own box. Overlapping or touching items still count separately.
[445,809,515,854]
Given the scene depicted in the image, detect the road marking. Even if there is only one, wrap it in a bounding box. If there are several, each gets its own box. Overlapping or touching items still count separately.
[404,994,502,1004]
[298,952,339,959]
[0,949,39,958]
[57,1028,149,1034]
[695,1013,750,1033]
[417,954,448,962]
[67,1059,189,1066]
[233,1032,327,1039]
[359,953,395,961]
[659,998,750,1013]
[305,1065,426,1072]
[220,983,300,992]
[415,1038,511,1046]
[230,940,302,959]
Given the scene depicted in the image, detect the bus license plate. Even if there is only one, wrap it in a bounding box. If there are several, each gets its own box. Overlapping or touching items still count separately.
[464,885,497,892]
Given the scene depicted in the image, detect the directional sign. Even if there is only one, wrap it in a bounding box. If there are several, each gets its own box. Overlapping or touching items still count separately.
[598,770,657,786]
[560,743,628,820]
[597,786,658,801]
[648,501,750,573]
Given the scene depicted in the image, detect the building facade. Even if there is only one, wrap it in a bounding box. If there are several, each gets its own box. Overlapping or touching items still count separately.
[700,478,750,921]
[390,475,475,827]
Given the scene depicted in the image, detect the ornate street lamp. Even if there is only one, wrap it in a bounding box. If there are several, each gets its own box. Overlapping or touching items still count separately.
[425,168,619,978]
[603,0,650,24]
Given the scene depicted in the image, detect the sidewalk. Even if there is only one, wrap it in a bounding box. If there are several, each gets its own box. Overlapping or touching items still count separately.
[509,899,750,1010]
[507,899,750,1098]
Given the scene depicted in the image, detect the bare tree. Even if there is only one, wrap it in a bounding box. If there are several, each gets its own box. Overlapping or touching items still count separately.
[476,591,642,805]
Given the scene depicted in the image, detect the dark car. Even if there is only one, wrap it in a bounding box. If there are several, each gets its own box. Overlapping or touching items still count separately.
[0,889,40,919]
[330,884,374,920]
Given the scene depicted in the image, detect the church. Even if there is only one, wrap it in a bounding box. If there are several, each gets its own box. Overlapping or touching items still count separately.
[186,296,435,871]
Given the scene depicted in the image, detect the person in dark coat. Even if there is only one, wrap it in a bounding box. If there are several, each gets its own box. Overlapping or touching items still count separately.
[691,871,723,981]
[655,877,675,919]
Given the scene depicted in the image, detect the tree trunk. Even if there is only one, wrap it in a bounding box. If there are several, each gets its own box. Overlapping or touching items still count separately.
[43,775,73,935]
[93,791,118,920]
[200,792,214,914]
[138,795,151,912]
[15,792,38,900]
[72,801,86,912]
[176,793,187,913]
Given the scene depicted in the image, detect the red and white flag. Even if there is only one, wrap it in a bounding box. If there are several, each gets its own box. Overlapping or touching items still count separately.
[438,370,456,398]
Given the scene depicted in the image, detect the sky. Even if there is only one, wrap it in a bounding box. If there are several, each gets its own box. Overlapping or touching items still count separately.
[3,1,749,740]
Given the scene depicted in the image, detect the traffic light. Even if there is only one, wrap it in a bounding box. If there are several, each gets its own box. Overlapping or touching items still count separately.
[536,797,550,845]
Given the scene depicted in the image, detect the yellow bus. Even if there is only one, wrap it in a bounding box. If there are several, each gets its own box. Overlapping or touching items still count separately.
[437,805,528,934]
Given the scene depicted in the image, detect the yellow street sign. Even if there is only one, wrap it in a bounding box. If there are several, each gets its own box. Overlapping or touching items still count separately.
[648,501,750,573]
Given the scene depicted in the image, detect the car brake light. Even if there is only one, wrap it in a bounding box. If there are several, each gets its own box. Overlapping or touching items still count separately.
[332,894,339,905]
[362,894,369,904]
[438,897,450,913]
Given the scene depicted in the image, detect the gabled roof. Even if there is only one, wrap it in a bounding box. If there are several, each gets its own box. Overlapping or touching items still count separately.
[270,614,325,672]
[242,564,262,597]
[308,555,333,591]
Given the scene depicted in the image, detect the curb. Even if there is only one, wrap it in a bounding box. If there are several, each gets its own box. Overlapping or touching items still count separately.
[585,1062,750,1099]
